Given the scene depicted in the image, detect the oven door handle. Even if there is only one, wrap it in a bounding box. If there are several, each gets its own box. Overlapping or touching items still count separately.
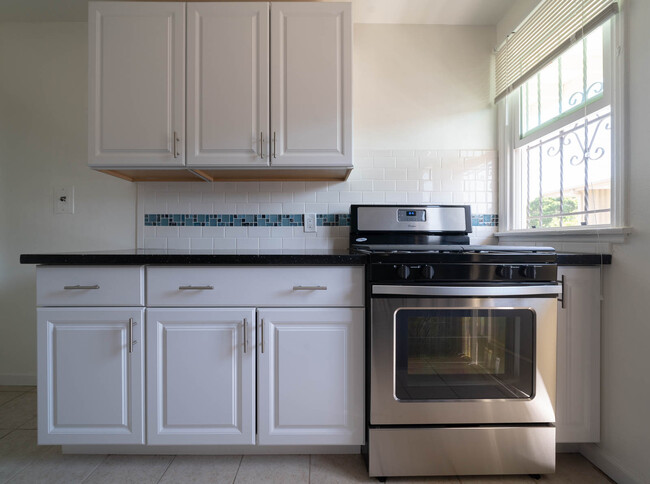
[372,285,562,297]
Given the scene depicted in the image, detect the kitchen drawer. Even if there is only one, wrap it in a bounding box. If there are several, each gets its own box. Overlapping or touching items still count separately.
[146,266,364,307]
[37,266,144,307]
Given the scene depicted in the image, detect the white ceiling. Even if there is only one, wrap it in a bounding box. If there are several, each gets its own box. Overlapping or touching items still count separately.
[0,0,517,25]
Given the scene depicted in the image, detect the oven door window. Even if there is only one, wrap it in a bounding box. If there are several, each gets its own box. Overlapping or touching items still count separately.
[394,308,535,401]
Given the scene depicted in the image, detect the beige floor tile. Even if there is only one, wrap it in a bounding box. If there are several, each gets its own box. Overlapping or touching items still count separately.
[158,455,242,484]
[83,454,174,484]
[0,386,35,393]
[18,417,37,430]
[388,476,461,483]
[310,454,376,484]
[0,430,54,482]
[459,476,535,483]
[0,393,23,407]
[0,393,36,429]
[235,454,309,484]
[8,450,106,484]
[537,454,614,483]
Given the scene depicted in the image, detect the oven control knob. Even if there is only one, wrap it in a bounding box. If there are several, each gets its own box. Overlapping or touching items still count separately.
[421,265,435,280]
[519,265,537,279]
[496,265,514,279]
[397,265,411,280]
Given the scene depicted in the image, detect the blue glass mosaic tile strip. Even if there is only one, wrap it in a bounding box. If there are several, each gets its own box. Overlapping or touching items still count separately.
[144,213,496,227]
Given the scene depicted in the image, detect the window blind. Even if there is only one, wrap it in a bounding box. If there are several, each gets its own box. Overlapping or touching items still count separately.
[494,0,618,101]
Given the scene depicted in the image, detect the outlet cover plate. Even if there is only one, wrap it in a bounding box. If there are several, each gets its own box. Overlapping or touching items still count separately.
[54,186,74,214]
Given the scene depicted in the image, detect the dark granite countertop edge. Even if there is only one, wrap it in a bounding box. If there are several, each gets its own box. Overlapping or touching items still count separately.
[557,253,612,265]
[19,253,368,266]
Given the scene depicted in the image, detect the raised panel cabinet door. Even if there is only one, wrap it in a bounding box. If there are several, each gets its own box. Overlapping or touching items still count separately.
[146,308,256,445]
[556,266,601,443]
[257,308,364,445]
[37,308,145,445]
[270,2,352,167]
[187,3,269,167]
[88,2,185,166]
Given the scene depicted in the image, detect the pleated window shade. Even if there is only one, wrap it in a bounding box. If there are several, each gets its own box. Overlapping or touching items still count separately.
[495,0,619,102]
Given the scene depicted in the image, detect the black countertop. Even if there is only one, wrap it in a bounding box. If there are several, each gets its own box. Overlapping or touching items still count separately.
[20,249,611,266]
[557,253,612,266]
[19,249,366,266]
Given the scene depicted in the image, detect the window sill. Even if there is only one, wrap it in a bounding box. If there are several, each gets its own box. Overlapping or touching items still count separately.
[494,226,632,249]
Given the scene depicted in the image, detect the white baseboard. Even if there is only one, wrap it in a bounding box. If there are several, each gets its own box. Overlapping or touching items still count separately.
[63,444,361,455]
[580,443,648,484]
[0,374,36,386]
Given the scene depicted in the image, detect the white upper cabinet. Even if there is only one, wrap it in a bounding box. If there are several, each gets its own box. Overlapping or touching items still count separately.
[186,3,269,167]
[88,2,185,166]
[271,2,352,167]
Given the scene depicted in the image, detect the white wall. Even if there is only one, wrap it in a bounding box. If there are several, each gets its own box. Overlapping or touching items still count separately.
[0,22,136,384]
[353,24,496,150]
[586,1,650,482]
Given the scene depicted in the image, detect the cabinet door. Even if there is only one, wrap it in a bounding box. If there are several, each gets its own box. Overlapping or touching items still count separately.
[88,2,185,166]
[147,308,256,445]
[37,308,144,445]
[258,308,364,445]
[270,2,352,167]
[187,3,269,167]
[556,266,601,443]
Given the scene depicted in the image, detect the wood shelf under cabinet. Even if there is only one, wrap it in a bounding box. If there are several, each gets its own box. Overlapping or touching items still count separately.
[96,167,352,182]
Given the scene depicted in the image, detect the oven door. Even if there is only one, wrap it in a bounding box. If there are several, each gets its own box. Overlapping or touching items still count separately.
[370,285,559,425]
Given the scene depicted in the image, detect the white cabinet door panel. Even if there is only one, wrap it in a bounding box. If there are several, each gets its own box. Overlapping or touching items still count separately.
[89,2,185,166]
[37,308,144,445]
[556,266,601,443]
[147,308,256,445]
[187,3,269,166]
[258,308,364,445]
[271,2,352,167]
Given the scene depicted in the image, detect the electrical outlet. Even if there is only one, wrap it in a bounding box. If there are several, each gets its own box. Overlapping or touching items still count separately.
[304,213,316,233]
[54,186,74,214]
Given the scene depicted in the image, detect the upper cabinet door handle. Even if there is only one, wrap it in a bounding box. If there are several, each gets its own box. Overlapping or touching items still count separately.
[273,131,277,159]
[64,285,100,290]
[292,285,328,291]
[178,285,214,291]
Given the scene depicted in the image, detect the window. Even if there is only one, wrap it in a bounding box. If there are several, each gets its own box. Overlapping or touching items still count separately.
[497,1,623,233]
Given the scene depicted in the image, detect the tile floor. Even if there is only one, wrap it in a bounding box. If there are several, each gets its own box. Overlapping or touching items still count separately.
[0,386,615,484]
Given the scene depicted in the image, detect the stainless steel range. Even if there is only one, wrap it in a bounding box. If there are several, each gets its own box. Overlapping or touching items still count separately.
[350,205,560,480]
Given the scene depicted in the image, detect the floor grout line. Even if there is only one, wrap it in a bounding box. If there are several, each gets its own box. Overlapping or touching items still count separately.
[232,454,244,484]
[155,454,176,484]
[80,453,110,484]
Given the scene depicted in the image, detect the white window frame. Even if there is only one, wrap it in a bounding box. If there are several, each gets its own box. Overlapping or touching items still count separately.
[497,12,627,240]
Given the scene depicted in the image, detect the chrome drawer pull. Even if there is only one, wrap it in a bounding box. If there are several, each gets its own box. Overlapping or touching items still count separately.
[243,318,248,354]
[293,285,328,291]
[178,285,214,291]
[128,318,137,354]
[64,285,100,290]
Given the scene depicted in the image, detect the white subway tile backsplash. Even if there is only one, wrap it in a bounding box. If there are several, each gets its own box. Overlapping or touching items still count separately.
[362,191,385,203]
[168,237,190,250]
[213,238,237,251]
[340,191,363,203]
[316,191,340,203]
[385,192,408,203]
[350,180,373,191]
[138,148,498,250]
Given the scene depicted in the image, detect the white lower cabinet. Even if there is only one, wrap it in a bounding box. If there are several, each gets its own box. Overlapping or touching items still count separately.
[37,308,145,445]
[146,308,256,445]
[257,308,364,445]
[556,266,601,443]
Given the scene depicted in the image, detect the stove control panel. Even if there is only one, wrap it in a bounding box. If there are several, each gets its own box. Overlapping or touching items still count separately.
[372,263,555,283]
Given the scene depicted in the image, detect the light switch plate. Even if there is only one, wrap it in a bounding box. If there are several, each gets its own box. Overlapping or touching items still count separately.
[54,186,74,214]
